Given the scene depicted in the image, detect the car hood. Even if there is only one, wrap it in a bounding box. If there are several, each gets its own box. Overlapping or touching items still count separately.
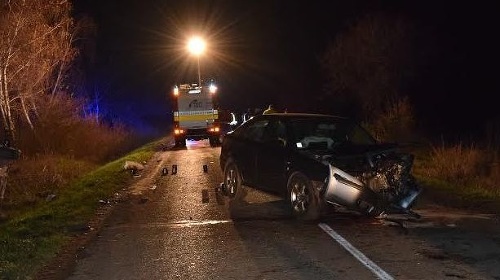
[303,143,398,172]
[331,143,397,157]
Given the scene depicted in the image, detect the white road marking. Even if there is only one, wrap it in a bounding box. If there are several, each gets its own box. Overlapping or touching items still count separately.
[318,223,394,280]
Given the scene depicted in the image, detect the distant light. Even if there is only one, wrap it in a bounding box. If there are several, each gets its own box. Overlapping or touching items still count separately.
[209,84,217,94]
[187,36,206,56]
[173,86,179,96]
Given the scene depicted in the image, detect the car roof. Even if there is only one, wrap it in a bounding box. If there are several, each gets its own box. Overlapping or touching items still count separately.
[256,112,348,120]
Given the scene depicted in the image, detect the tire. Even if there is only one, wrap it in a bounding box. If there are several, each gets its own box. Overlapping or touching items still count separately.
[209,137,216,147]
[209,136,220,147]
[287,172,320,221]
[223,160,245,200]
[175,138,186,147]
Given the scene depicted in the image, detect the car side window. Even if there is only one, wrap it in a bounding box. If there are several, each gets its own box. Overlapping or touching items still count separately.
[261,120,287,146]
[240,119,269,142]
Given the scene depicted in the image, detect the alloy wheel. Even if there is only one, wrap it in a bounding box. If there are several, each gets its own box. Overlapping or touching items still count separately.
[225,165,237,197]
[290,180,310,214]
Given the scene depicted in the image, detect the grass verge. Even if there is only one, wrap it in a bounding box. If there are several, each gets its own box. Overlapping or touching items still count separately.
[412,144,500,213]
[415,175,500,213]
[0,139,161,279]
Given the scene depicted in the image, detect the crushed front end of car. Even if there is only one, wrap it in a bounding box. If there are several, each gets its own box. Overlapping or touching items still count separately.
[322,146,421,217]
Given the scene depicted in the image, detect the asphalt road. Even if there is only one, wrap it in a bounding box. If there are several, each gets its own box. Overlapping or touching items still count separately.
[66,139,500,280]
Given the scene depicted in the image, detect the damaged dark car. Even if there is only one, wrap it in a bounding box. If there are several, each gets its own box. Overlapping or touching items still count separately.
[219,113,421,220]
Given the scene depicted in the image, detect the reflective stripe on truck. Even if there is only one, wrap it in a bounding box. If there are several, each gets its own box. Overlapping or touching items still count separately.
[174,110,218,122]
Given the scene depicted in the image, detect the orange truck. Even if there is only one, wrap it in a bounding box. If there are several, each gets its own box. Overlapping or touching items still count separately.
[172,81,221,147]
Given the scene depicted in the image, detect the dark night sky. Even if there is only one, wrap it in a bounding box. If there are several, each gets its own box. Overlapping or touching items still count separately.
[73,1,499,139]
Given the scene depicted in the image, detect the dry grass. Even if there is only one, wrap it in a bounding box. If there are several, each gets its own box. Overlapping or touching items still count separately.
[2,96,137,210]
[3,155,97,208]
[421,143,499,194]
[364,97,500,199]
[16,96,133,163]
[0,143,156,279]
[477,158,500,193]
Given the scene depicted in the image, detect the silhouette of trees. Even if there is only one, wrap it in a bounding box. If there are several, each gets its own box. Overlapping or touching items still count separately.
[0,0,75,143]
[322,12,420,119]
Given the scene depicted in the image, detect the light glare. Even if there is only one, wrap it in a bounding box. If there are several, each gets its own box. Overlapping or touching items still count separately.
[209,84,217,94]
[187,36,206,56]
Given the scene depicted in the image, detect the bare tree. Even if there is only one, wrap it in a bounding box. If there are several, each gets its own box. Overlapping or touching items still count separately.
[322,12,418,118]
[0,0,75,143]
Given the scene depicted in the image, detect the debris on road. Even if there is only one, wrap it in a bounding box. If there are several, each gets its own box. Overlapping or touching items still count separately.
[123,160,145,176]
[202,189,209,203]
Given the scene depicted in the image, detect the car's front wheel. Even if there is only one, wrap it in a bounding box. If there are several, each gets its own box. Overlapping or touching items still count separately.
[223,159,245,200]
[287,172,320,221]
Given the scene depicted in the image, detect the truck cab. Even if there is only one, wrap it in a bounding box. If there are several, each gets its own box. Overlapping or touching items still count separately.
[172,81,221,147]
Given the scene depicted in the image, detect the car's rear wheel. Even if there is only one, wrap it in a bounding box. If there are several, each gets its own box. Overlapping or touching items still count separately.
[223,160,245,200]
[287,172,320,221]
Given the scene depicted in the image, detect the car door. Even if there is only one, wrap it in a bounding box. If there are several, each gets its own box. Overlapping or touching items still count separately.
[256,119,289,195]
[233,118,270,188]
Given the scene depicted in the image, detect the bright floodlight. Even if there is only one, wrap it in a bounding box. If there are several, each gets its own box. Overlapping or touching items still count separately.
[187,36,206,56]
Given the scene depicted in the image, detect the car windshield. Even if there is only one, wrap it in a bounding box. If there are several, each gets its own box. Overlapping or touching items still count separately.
[289,118,376,150]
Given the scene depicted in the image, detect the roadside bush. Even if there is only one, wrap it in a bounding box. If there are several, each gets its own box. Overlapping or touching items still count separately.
[3,155,96,208]
[477,152,500,194]
[17,96,133,163]
[2,96,138,211]
[424,143,493,187]
[364,96,416,143]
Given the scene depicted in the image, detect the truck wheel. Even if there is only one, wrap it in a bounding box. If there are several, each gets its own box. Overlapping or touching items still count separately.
[175,138,186,147]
